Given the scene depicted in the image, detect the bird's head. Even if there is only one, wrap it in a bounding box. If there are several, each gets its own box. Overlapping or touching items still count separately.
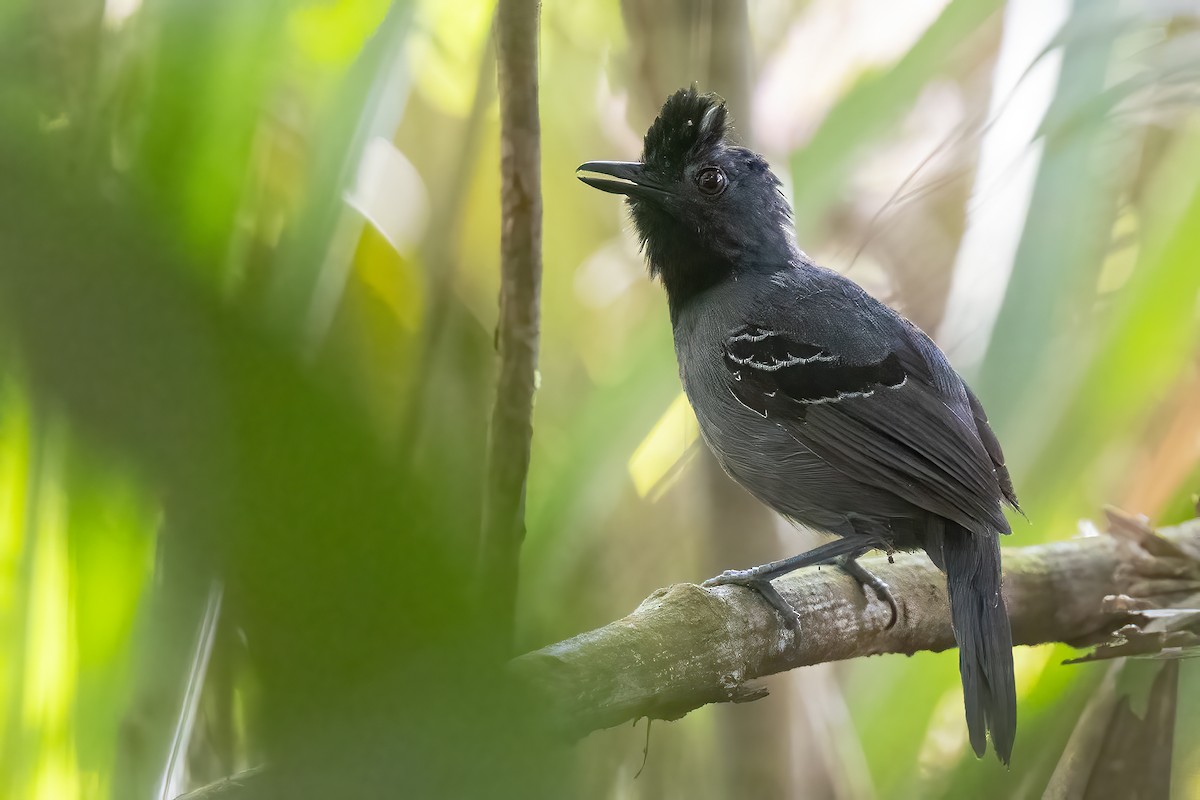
[578,87,795,313]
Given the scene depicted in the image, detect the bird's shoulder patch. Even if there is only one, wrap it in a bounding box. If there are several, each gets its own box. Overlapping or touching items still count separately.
[723,325,907,416]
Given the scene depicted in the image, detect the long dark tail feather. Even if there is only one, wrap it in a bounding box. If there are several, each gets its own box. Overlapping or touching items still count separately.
[941,524,1016,765]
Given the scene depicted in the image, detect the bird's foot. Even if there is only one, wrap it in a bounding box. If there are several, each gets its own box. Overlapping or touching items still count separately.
[702,569,801,630]
[837,556,899,629]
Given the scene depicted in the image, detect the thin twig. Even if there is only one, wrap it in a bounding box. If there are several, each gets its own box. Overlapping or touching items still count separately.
[477,0,543,651]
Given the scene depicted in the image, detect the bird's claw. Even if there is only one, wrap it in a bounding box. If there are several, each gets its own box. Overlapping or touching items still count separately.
[856,575,899,629]
[868,579,899,630]
[702,571,801,630]
[837,557,900,630]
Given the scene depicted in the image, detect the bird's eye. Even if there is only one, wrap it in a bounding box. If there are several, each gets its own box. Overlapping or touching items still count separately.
[695,166,727,196]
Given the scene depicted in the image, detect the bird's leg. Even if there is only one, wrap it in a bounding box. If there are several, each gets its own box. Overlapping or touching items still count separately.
[702,537,867,629]
[836,553,899,629]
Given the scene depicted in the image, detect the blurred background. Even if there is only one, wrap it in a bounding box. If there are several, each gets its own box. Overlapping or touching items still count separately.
[2,0,1200,798]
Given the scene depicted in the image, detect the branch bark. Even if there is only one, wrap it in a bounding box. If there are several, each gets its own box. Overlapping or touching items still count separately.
[477,0,543,649]
[510,517,1200,737]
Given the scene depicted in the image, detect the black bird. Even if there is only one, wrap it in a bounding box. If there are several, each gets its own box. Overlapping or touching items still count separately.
[577,88,1019,764]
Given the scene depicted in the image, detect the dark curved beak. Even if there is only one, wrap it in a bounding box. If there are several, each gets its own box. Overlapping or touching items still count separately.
[576,161,670,201]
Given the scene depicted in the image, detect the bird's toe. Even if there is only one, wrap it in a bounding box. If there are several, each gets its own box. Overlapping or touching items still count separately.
[701,568,755,588]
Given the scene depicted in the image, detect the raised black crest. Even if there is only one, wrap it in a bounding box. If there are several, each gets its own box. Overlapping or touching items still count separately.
[641,87,729,174]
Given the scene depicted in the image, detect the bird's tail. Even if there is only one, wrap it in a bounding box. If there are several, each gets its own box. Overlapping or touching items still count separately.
[941,525,1016,765]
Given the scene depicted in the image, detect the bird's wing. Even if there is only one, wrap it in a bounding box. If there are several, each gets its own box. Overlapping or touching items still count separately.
[900,318,1021,512]
[963,381,1020,511]
[723,315,1012,536]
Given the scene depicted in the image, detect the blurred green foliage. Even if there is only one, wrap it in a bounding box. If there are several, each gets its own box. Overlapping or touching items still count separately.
[1,0,1199,798]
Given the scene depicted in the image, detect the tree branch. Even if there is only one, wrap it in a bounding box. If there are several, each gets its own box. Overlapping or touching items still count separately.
[477,0,543,649]
[173,516,1200,799]
[511,516,1200,737]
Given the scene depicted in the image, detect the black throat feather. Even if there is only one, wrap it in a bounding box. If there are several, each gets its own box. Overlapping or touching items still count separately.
[634,202,736,322]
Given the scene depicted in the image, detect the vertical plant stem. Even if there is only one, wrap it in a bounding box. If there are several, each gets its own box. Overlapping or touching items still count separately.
[478,0,542,651]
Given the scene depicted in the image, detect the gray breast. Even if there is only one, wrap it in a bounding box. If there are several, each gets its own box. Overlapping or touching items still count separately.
[672,284,915,537]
